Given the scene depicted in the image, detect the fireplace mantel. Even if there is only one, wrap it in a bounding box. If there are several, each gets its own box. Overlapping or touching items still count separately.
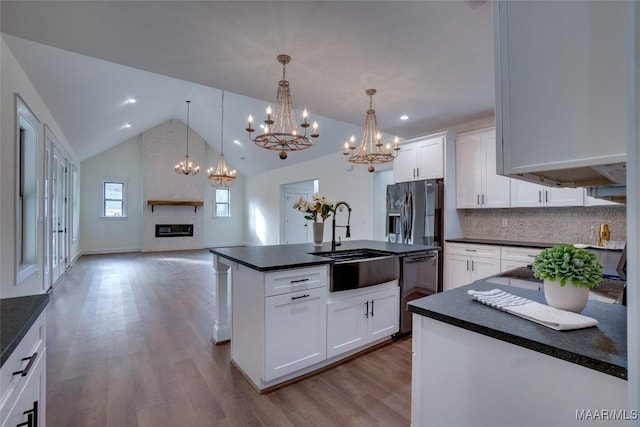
[147,200,204,213]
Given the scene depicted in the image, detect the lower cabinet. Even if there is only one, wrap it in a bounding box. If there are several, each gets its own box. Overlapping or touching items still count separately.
[0,309,47,427]
[2,351,46,427]
[326,283,399,359]
[264,287,327,381]
[444,244,501,290]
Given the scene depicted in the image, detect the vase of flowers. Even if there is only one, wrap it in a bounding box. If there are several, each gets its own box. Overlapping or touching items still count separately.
[292,193,336,247]
[532,244,604,313]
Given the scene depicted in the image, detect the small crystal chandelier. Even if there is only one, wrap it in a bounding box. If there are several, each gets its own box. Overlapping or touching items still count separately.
[343,89,400,172]
[175,100,200,175]
[207,91,237,187]
[245,54,319,160]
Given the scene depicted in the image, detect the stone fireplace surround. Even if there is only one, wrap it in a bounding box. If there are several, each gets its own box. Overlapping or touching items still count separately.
[142,120,206,252]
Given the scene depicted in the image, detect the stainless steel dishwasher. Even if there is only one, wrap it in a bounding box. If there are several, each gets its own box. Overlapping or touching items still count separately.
[397,251,439,336]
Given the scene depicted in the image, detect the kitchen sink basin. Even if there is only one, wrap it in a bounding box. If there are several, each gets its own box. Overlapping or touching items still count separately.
[311,249,400,292]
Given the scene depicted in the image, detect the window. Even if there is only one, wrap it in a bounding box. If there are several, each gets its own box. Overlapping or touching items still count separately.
[214,188,231,217]
[103,180,125,217]
[16,96,40,283]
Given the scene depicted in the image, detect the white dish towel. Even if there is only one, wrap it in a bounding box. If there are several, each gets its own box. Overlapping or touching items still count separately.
[467,289,599,331]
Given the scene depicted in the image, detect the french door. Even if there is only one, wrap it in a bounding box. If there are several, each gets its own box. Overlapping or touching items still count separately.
[51,145,68,284]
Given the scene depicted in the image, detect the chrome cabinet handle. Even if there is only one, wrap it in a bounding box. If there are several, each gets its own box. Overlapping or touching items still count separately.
[291,294,310,301]
[477,194,480,205]
[471,260,475,271]
[538,191,542,203]
[370,300,375,317]
[290,278,309,284]
[481,194,485,205]
[365,301,369,318]
[545,190,549,203]
[466,260,469,271]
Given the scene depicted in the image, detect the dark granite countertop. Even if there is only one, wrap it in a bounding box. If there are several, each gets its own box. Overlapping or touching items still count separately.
[1,294,50,367]
[446,238,560,248]
[408,281,627,379]
[210,239,440,272]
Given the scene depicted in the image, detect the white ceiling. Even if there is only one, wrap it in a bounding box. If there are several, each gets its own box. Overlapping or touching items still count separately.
[0,1,495,176]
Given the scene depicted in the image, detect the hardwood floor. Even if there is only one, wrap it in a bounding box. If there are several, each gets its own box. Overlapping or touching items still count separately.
[46,250,412,426]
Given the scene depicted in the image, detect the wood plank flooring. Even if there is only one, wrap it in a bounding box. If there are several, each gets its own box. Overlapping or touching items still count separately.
[46,250,412,426]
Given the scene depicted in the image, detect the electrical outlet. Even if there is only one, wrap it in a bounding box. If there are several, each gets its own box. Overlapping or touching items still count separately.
[502,219,508,228]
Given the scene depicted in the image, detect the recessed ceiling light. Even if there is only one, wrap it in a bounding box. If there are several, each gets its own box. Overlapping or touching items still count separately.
[125,98,137,104]
[233,139,242,145]
[400,115,409,121]
[122,123,132,129]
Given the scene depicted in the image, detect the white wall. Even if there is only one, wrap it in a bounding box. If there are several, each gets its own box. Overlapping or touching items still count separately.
[79,119,246,254]
[1,37,79,298]
[244,151,389,246]
[80,135,143,254]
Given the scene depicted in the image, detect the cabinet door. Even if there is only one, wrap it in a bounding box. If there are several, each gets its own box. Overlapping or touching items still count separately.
[416,138,443,180]
[1,350,45,427]
[469,256,501,282]
[444,254,471,290]
[510,180,543,207]
[481,132,510,208]
[495,1,626,176]
[264,288,327,381]
[393,144,417,183]
[544,187,584,207]
[326,294,369,359]
[367,287,400,341]
[456,134,483,209]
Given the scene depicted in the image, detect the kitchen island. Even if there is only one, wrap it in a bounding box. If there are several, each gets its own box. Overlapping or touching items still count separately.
[210,240,438,391]
[408,279,628,427]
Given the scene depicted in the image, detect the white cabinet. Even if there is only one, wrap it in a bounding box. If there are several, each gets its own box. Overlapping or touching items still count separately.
[231,264,329,389]
[1,309,47,427]
[327,283,399,358]
[456,128,510,209]
[444,243,501,290]
[264,286,327,381]
[394,134,445,183]
[494,1,626,184]
[500,246,540,272]
[510,180,584,208]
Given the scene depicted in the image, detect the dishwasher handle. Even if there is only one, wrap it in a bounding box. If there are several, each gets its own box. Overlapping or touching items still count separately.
[404,254,437,264]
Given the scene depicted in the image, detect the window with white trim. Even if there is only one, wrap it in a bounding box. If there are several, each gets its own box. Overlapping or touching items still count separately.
[214,188,231,217]
[102,180,126,217]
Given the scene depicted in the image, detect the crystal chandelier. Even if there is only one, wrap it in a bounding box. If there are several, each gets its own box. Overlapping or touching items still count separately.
[175,100,200,175]
[245,54,319,160]
[343,89,400,172]
[207,91,237,187]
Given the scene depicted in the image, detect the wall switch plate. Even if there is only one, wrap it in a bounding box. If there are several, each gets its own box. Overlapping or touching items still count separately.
[502,219,508,227]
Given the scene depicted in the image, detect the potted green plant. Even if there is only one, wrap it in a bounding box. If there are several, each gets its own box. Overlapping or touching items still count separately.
[532,244,604,313]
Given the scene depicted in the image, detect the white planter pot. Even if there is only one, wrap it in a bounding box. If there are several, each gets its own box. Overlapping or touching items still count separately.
[543,279,589,313]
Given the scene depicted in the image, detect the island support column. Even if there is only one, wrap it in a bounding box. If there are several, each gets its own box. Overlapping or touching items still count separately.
[212,255,232,344]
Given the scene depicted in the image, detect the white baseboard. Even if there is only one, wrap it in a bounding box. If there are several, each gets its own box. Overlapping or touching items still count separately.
[81,247,142,256]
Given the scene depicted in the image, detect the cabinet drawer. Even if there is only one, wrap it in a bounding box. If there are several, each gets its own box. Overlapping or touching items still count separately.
[445,243,500,259]
[501,246,541,263]
[0,309,46,419]
[265,266,328,297]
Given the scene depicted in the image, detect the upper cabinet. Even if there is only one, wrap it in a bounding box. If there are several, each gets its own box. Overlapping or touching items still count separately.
[456,128,510,209]
[494,1,627,186]
[394,133,447,183]
[510,181,584,208]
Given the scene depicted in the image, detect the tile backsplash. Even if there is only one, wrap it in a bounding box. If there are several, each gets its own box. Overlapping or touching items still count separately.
[459,206,627,245]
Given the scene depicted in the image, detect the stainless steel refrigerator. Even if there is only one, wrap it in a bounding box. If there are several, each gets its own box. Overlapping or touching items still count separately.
[386,179,443,247]
[386,179,444,335]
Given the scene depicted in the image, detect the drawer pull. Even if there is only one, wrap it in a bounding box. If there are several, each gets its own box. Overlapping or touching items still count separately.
[291,294,310,301]
[464,249,477,252]
[19,401,38,427]
[290,278,309,284]
[13,352,38,377]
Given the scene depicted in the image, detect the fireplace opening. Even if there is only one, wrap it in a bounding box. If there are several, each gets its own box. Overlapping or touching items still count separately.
[155,224,194,238]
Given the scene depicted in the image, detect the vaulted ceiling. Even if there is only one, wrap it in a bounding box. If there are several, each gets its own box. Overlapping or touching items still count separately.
[1,1,495,176]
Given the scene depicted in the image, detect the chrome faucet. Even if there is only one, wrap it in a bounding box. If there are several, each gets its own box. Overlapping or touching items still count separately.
[332,201,352,250]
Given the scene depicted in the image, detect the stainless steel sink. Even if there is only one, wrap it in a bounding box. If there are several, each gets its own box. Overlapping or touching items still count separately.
[312,249,399,292]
